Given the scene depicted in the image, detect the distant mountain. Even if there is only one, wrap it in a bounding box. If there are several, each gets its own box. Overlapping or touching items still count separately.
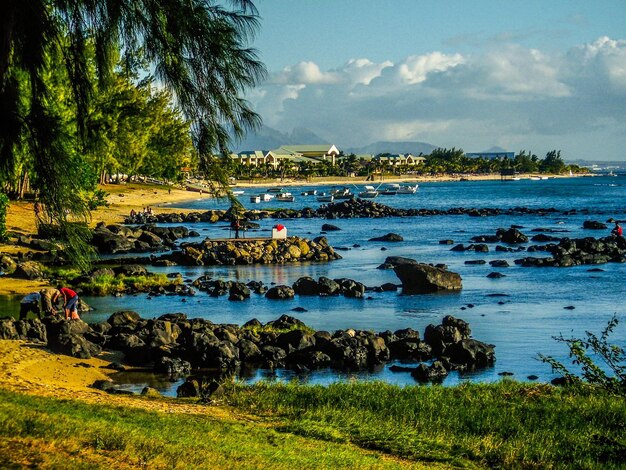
[232,125,327,152]
[345,141,437,156]
[232,127,438,156]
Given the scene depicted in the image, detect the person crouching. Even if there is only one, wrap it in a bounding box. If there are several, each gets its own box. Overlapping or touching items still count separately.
[19,292,42,320]
[58,286,80,320]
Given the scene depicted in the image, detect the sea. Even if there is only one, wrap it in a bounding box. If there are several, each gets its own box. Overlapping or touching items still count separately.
[5,176,626,394]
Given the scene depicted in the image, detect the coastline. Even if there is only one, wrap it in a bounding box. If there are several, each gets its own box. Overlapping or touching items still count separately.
[0,173,591,297]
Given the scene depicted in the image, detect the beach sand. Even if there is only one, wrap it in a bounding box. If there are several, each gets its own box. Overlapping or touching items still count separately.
[0,339,228,416]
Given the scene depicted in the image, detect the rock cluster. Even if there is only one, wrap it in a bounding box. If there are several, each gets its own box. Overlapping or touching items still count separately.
[292,276,366,298]
[161,236,341,266]
[0,313,495,390]
[515,235,626,267]
[122,200,571,227]
[92,223,192,254]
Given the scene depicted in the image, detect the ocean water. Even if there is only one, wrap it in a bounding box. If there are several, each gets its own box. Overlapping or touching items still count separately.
[4,176,625,394]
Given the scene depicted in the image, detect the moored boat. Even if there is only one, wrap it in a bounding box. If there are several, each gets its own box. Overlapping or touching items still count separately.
[358,185,379,198]
[267,187,283,193]
[301,189,317,196]
[275,192,295,202]
[249,195,261,204]
[331,187,354,199]
[316,193,334,202]
[396,184,418,194]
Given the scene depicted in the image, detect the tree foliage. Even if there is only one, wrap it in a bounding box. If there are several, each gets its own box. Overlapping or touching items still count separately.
[0,0,265,269]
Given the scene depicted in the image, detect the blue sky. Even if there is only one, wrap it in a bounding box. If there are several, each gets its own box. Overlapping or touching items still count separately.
[244,1,626,160]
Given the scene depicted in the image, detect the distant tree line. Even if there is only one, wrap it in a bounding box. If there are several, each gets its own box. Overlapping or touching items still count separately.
[230,148,586,180]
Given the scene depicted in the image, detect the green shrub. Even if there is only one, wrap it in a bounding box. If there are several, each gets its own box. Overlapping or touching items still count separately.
[0,192,9,242]
[539,315,626,396]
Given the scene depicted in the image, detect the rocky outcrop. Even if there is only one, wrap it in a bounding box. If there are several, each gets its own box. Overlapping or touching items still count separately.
[91,223,190,255]
[0,313,495,387]
[394,261,462,294]
[516,235,626,267]
[162,236,341,266]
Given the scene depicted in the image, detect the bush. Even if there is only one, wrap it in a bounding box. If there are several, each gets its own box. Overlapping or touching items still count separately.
[0,192,9,242]
[539,315,626,396]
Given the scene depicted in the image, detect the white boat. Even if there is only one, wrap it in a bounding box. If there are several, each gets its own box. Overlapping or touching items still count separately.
[381,184,400,195]
[316,193,334,202]
[249,195,261,204]
[259,193,274,201]
[267,187,282,193]
[358,185,379,198]
[275,192,295,202]
[397,184,418,194]
[529,176,541,181]
[232,190,244,195]
[331,187,354,199]
[540,176,550,180]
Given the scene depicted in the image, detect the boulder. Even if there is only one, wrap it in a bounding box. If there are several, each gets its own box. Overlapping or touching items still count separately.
[443,339,495,367]
[12,261,45,280]
[265,285,295,300]
[583,220,607,230]
[368,233,404,242]
[292,277,320,296]
[411,361,448,382]
[318,277,341,296]
[394,263,462,294]
[321,224,341,231]
[497,228,529,244]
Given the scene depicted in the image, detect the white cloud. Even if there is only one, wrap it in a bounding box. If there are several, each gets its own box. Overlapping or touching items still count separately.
[247,37,626,160]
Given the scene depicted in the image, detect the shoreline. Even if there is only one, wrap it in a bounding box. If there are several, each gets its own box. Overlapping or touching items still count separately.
[0,172,593,297]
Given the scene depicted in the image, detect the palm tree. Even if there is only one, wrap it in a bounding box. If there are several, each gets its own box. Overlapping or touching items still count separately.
[0,0,265,268]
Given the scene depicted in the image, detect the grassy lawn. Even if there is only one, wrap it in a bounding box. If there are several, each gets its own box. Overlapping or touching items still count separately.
[1,381,625,468]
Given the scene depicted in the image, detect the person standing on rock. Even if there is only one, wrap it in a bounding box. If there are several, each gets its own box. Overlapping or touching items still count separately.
[58,286,80,320]
[19,292,42,320]
[611,221,623,237]
[40,287,62,317]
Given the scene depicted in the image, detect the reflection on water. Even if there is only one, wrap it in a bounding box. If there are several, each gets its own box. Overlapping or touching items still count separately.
[111,360,498,397]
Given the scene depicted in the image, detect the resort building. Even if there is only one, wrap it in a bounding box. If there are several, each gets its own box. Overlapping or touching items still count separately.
[374,153,426,167]
[466,151,515,160]
[231,144,342,168]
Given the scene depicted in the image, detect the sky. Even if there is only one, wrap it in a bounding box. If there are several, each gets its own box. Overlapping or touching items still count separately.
[242,0,626,161]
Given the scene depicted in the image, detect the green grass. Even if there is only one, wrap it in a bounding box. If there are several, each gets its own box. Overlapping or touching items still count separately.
[1,381,625,468]
[229,381,626,468]
[76,273,180,296]
[0,389,416,469]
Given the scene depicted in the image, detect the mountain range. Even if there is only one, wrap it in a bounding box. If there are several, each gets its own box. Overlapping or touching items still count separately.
[232,125,438,156]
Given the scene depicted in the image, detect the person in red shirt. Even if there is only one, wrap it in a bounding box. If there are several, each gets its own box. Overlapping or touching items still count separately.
[57,286,80,320]
[611,222,623,237]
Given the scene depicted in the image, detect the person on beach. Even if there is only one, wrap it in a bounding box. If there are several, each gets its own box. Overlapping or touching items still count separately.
[40,287,62,316]
[231,217,241,239]
[612,221,623,237]
[58,286,80,320]
[19,292,42,320]
[33,201,43,221]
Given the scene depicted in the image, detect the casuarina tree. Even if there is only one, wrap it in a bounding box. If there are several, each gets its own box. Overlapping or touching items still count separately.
[0,0,265,269]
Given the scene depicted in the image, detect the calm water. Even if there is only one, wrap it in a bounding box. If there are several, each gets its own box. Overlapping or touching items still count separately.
[3,176,625,394]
